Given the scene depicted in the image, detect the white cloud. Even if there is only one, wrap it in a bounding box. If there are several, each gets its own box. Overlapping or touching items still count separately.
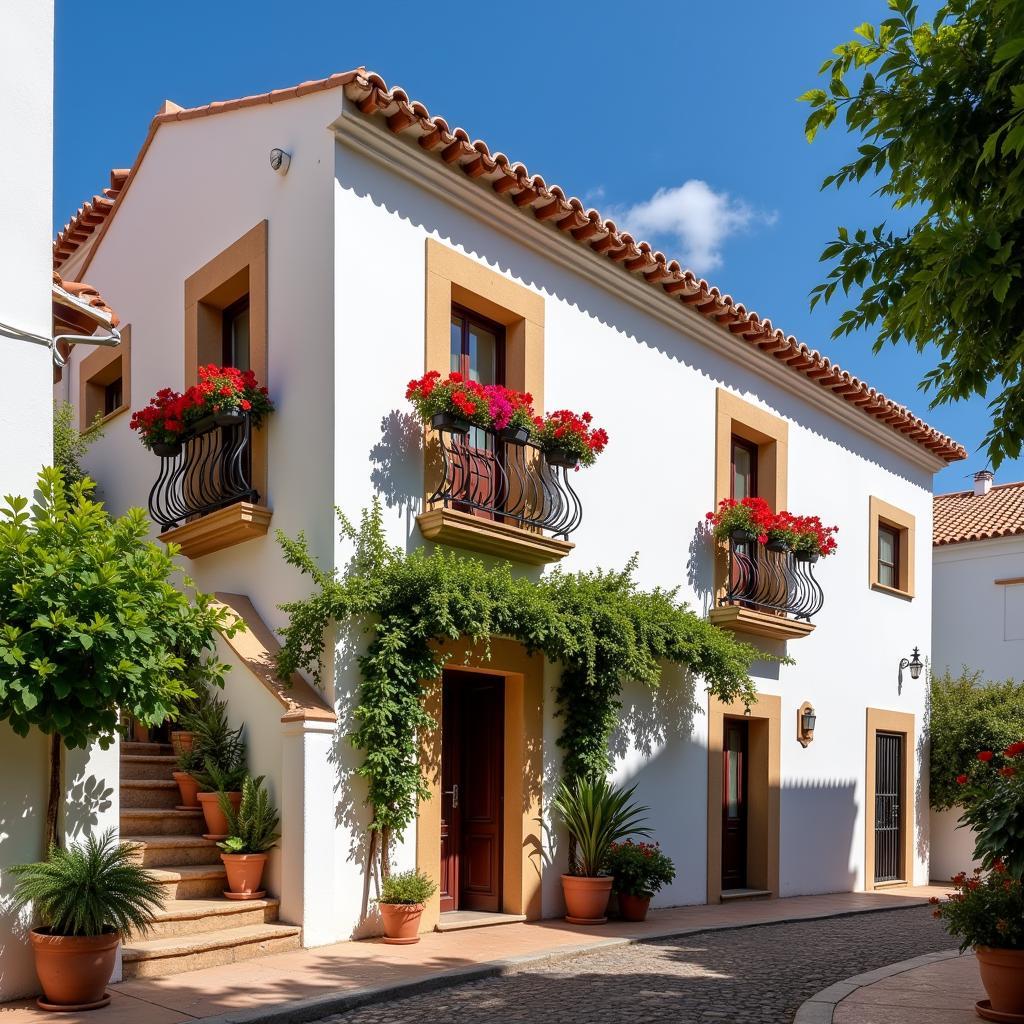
[607,179,777,274]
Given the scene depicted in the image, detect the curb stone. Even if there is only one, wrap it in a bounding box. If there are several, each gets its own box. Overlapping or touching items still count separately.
[193,900,933,1024]
[792,948,962,1024]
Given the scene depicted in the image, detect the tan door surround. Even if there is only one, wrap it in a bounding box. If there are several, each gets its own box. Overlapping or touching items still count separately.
[864,708,915,890]
[707,692,781,904]
[416,636,544,932]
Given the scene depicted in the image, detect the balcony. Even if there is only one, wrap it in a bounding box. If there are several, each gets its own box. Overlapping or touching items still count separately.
[147,411,271,558]
[708,539,823,640]
[416,421,579,564]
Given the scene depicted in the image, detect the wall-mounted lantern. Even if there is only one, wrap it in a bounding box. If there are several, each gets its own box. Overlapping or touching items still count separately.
[797,702,816,747]
[898,647,923,686]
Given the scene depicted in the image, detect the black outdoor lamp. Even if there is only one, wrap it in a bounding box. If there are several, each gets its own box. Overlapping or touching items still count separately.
[798,702,817,747]
[898,647,924,685]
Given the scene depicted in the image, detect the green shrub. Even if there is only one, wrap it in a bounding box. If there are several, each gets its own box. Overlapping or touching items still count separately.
[189,695,247,792]
[606,840,676,898]
[217,776,280,855]
[930,670,1024,810]
[52,401,102,488]
[930,866,1024,952]
[378,869,437,906]
[10,829,165,937]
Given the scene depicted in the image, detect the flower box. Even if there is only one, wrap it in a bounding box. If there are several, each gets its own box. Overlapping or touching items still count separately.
[430,411,471,435]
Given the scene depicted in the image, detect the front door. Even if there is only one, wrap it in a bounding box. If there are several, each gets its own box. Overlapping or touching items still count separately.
[722,719,748,890]
[440,671,504,913]
[874,731,904,883]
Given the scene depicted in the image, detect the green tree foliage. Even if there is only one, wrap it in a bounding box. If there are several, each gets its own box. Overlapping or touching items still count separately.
[0,468,236,848]
[276,500,767,873]
[802,0,1024,466]
[52,401,103,488]
[930,669,1024,810]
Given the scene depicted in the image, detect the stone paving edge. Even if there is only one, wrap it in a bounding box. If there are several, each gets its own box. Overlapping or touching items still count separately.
[792,947,962,1024]
[190,899,934,1024]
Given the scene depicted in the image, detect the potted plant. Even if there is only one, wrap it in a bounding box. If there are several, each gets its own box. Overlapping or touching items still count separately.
[169,661,222,758]
[790,515,839,562]
[605,839,676,922]
[406,370,484,434]
[217,775,280,900]
[551,776,651,924]
[376,869,438,944]
[190,696,247,840]
[706,496,774,545]
[10,830,164,1012]
[173,746,202,809]
[536,410,608,469]
[765,511,798,553]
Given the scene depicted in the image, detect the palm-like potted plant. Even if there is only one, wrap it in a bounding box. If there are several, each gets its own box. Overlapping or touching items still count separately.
[217,775,280,900]
[551,776,651,924]
[376,869,437,944]
[10,830,164,1011]
[190,696,247,840]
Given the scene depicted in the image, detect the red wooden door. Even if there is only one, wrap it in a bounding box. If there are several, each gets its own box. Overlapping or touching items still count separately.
[440,672,504,914]
[722,719,748,890]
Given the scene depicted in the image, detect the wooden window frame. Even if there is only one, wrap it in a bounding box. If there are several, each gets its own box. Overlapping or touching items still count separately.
[78,324,131,431]
[730,435,759,501]
[221,294,251,369]
[450,304,506,386]
[868,496,915,599]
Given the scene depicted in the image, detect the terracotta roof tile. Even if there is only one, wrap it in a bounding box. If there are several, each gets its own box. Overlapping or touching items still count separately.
[934,481,1024,546]
[54,67,966,465]
[52,270,120,332]
[53,169,128,267]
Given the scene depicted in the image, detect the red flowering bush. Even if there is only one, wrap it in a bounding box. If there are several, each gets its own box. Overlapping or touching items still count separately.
[405,371,536,434]
[930,864,1024,951]
[958,738,1024,879]
[706,497,775,543]
[604,839,676,898]
[130,366,273,450]
[535,410,608,467]
[705,500,839,556]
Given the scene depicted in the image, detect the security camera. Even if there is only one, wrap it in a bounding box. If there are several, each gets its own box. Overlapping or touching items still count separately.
[269,148,291,175]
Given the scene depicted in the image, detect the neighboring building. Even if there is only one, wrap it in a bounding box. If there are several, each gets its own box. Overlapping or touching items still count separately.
[930,471,1024,881]
[53,68,965,978]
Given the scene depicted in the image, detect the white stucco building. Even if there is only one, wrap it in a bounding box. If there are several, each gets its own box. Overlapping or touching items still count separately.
[50,68,966,980]
[930,471,1024,881]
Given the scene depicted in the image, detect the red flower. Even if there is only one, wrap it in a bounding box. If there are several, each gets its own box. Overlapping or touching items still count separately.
[1004,740,1024,758]
[999,766,1016,778]
[956,774,968,785]
[978,751,994,762]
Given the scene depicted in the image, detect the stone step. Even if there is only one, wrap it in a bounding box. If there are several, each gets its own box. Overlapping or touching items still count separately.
[121,922,302,979]
[121,778,181,809]
[121,741,174,756]
[121,807,205,837]
[125,835,220,868]
[120,754,178,780]
[148,864,228,900]
[126,897,281,941]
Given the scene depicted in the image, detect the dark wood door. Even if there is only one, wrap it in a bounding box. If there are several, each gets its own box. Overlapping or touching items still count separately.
[722,719,748,890]
[440,672,504,913]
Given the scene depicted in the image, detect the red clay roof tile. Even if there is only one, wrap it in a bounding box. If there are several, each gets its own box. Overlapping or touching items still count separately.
[934,481,1024,546]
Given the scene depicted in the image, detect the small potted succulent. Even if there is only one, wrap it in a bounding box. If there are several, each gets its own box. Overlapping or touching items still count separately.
[10,830,164,1012]
[551,776,651,924]
[605,840,676,922]
[536,410,608,469]
[705,496,774,545]
[377,869,438,944]
[217,775,280,900]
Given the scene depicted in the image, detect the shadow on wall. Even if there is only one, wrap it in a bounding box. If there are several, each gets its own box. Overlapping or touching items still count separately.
[63,763,114,844]
[610,663,699,762]
[368,409,423,543]
[779,777,857,896]
[687,519,716,617]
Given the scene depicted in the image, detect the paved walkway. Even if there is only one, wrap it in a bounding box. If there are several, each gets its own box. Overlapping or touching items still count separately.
[0,885,944,1023]
[797,948,985,1023]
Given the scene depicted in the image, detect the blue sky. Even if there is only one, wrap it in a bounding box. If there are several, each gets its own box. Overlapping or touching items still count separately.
[54,0,1006,492]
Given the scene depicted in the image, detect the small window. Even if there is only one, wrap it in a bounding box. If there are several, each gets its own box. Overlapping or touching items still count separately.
[103,377,123,417]
[877,525,899,588]
[450,305,504,385]
[222,295,251,370]
[78,325,130,429]
[731,436,758,501]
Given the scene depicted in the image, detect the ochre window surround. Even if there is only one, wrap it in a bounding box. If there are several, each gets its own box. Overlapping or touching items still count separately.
[418,239,565,563]
[78,324,131,431]
[864,708,915,890]
[706,691,781,905]
[868,496,915,598]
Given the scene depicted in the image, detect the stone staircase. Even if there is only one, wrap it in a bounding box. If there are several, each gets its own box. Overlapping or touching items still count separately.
[119,740,301,979]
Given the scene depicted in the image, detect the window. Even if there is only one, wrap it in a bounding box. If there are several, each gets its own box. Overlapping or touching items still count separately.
[868,497,916,597]
[103,377,123,417]
[222,295,251,370]
[731,436,758,501]
[450,305,504,385]
[78,325,130,430]
[877,525,899,589]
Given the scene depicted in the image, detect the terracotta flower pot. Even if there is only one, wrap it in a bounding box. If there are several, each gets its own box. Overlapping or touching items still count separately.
[976,946,1024,1016]
[221,853,268,900]
[197,791,241,840]
[170,731,193,756]
[561,874,613,924]
[378,903,424,944]
[172,771,200,809]
[617,892,651,922]
[29,928,118,1011]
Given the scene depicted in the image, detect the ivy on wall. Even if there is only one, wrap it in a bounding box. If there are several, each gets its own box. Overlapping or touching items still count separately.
[276,501,769,873]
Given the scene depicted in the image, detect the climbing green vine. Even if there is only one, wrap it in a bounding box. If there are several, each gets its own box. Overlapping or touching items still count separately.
[276,501,768,873]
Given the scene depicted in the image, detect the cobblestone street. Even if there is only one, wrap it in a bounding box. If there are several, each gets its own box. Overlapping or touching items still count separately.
[317,906,953,1024]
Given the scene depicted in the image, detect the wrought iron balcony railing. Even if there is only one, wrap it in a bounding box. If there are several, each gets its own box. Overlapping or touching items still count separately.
[721,537,824,621]
[428,420,582,539]
[147,411,258,532]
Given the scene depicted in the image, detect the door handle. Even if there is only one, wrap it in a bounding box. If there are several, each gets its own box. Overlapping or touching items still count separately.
[443,784,459,809]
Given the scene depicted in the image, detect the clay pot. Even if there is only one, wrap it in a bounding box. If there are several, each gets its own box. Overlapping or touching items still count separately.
[29,928,118,1011]
[197,791,241,840]
[976,946,1024,1015]
[561,874,613,924]
[379,903,424,944]
[221,853,267,900]
[170,731,193,756]
[617,892,651,922]
[131,721,149,743]
[172,771,200,809]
